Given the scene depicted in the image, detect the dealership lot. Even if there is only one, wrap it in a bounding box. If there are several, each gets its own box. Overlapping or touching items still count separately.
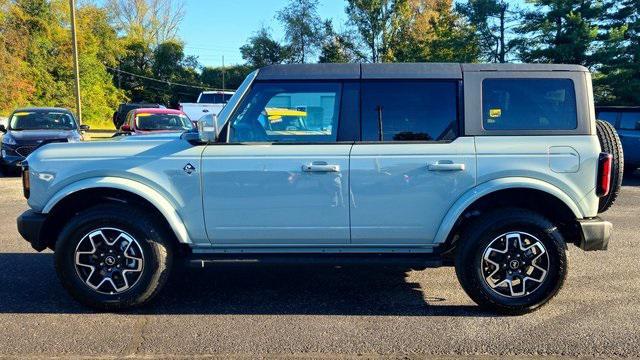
[0,174,639,358]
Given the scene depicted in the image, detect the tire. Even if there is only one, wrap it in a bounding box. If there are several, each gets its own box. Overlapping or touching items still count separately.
[455,208,567,315]
[596,119,624,213]
[54,203,174,310]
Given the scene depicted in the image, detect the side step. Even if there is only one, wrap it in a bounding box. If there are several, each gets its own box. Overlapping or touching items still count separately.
[184,253,444,268]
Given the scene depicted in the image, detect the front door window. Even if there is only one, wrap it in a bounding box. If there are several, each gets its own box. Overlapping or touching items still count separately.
[228,82,341,143]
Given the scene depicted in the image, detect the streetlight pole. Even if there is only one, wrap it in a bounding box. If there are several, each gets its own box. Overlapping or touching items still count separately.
[69,0,82,124]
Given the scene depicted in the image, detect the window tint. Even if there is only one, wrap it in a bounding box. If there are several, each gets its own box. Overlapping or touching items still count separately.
[597,111,619,126]
[361,81,458,142]
[620,112,640,130]
[229,82,341,143]
[482,79,577,130]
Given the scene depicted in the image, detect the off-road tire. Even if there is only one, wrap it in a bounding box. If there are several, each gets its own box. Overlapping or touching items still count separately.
[455,208,567,315]
[55,203,173,310]
[596,119,624,213]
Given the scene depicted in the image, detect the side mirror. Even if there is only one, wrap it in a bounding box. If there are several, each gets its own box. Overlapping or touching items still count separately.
[120,124,132,133]
[79,124,90,131]
[197,114,218,143]
[0,124,6,134]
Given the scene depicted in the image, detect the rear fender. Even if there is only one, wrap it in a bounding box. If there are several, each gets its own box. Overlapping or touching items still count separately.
[433,177,583,245]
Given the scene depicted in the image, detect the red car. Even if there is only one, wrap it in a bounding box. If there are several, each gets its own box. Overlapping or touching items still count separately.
[120,108,194,135]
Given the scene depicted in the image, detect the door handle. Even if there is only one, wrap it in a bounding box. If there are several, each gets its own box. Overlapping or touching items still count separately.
[302,162,340,172]
[427,161,465,171]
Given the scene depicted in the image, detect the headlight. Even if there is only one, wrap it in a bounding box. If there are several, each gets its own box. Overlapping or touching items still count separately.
[1,135,17,145]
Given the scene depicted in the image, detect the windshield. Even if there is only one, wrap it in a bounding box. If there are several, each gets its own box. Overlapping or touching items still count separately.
[9,110,77,130]
[135,113,194,131]
[199,93,233,103]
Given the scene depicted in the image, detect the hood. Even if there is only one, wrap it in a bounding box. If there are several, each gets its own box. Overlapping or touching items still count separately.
[9,129,77,142]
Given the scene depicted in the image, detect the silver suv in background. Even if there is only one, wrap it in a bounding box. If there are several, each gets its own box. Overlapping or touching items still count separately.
[16,63,621,314]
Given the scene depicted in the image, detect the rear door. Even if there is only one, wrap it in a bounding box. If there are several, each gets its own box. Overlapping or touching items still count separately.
[349,79,476,245]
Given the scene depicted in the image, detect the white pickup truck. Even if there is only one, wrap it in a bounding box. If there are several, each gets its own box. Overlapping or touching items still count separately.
[180,91,234,121]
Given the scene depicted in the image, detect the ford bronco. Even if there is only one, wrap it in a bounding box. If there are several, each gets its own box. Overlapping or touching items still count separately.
[17,63,621,313]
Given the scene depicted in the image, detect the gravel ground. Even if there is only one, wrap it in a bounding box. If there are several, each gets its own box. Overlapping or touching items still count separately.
[0,173,639,359]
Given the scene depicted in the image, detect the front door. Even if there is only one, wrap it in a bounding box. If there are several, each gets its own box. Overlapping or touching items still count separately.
[350,80,476,245]
[202,81,352,245]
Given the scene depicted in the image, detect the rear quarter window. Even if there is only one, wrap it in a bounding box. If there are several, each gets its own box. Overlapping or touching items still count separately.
[482,78,578,131]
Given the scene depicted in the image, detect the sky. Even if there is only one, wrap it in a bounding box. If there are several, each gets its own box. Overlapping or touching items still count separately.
[179,0,348,68]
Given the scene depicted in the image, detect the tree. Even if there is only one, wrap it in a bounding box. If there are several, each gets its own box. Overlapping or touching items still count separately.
[106,0,185,46]
[240,27,289,68]
[318,21,364,63]
[201,65,254,90]
[457,0,517,63]
[276,0,324,63]
[594,0,640,105]
[345,0,400,62]
[515,0,604,66]
[382,0,479,63]
[0,0,124,127]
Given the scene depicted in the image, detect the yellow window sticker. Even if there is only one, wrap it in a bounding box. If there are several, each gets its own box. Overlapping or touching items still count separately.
[137,113,152,117]
[489,108,502,118]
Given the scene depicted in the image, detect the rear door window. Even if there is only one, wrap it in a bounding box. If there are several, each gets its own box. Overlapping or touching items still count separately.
[482,79,577,130]
[620,112,640,130]
[361,80,459,142]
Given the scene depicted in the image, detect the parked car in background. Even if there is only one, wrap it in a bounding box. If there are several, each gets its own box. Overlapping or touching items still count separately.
[0,117,7,130]
[119,108,194,135]
[1,107,87,175]
[112,103,165,129]
[180,90,234,122]
[596,106,640,174]
[18,64,620,314]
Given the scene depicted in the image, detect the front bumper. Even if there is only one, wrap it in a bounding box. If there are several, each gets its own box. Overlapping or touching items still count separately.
[576,217,612,251]
[17,210,48,251]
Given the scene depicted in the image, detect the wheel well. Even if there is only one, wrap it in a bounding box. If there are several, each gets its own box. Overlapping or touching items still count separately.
[441,188,579,258]
[41,188,186,253]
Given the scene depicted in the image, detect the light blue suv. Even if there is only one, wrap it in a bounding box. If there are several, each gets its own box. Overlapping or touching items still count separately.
[16,63,620,313]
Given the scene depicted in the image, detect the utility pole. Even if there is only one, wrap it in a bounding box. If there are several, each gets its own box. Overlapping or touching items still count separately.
[222,55,226,91]
[69,0,82,123]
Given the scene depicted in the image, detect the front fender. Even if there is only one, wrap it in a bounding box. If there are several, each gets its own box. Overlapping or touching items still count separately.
[42,177,192,244]
[432,177,584,245]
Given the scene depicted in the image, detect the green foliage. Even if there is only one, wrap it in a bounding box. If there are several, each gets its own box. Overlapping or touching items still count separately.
[457,0,517,63]
[0,0,124,128]
[515,0,603,65]
[593,0,640,105]
[240,27,290,67]
[277,0,324,63]
[319,21,364,63]
[201,65,255,90]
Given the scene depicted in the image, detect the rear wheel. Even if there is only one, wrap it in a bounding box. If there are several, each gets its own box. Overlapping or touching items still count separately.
[596,119,624,212]
[455,208,567,314]
[55,204,173,310]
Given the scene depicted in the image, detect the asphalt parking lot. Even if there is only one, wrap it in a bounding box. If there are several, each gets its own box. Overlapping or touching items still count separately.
[0,173,639,359]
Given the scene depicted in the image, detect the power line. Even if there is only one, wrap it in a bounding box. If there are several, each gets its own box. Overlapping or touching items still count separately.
[105,66,230,91]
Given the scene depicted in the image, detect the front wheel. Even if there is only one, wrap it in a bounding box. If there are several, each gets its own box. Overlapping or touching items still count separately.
[455,208,567,314]
[55,204,174,310]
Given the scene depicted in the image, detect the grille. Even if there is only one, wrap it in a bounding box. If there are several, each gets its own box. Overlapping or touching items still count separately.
[15,146,37,157]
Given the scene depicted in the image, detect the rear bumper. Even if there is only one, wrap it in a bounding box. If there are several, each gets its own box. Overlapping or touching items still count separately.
[576,217,612,251]
[17,210,48,251]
